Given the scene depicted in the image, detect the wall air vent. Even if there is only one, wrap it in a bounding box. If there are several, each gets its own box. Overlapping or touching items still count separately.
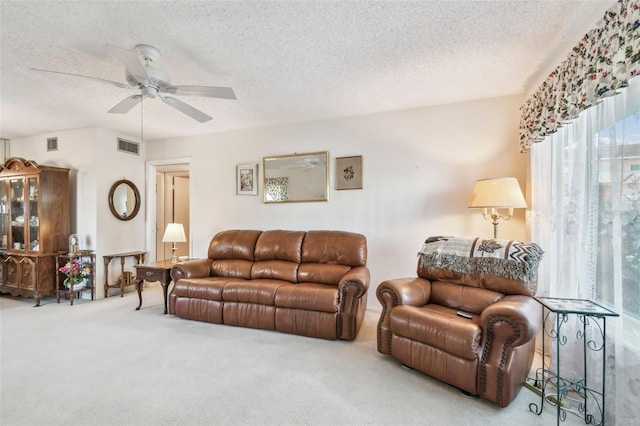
[117,138,140,155]
[47,137,58,151]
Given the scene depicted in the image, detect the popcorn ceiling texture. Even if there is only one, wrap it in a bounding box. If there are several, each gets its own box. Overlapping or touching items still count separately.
[0,0,613,140]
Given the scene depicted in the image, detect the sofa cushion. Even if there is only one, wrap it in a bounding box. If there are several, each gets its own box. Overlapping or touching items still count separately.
[208,229,262,261]
[254,230,304,263]
[390,304,482,361]
[212,259,254,279]
[223,279,288,305]
[274,283,339,313]
[249,230,304,282]
[251,260,299,282]
[172,277,245,301]
[301,230,367,267]
[297,263,351,285]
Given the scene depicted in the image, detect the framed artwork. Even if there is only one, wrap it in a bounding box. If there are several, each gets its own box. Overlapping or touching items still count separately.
[335,155,363,190]
[236,163,258,195]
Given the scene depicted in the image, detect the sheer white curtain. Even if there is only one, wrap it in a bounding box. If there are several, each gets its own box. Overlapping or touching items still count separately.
[531,77,640,424]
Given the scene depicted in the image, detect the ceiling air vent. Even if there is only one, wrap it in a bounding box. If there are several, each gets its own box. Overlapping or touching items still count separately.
[47,137,58,151]
[117,138,140,155]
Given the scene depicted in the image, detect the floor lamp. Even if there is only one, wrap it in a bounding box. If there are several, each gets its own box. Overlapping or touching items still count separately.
[468,177,527,238]
[162,223,186,263]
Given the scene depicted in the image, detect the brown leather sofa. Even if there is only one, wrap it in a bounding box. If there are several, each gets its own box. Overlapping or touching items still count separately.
[377,236,543,407]
[169,229,369,340]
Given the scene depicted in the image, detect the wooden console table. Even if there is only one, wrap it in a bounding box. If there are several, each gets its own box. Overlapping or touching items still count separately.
[103,251,146,297]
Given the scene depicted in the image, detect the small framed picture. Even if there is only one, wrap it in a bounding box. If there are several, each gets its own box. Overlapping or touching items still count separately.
[236,163,258,195]
[335,156,363,190]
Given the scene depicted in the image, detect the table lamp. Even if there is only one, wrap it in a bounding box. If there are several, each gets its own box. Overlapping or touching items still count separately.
[162,223,186,263]
[468,177,527,238]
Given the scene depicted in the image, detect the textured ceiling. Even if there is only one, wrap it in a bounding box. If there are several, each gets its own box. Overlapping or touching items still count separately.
[0,0,614,141]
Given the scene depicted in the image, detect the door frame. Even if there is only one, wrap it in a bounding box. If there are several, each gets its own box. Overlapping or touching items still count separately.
[145,157,191,262]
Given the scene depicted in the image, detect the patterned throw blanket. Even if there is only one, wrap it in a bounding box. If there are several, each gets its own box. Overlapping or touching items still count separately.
[418,236,544,282]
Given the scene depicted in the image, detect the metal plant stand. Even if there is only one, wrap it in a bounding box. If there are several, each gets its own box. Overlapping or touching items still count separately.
[529,297,618,425]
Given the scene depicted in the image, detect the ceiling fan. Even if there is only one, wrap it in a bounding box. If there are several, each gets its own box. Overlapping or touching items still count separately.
[32,44,236,123]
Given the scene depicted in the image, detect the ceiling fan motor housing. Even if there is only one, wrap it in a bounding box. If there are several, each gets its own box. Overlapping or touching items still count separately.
[126,65,169,86]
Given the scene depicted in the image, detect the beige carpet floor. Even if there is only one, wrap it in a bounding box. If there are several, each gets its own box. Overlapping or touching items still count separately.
[1,285,576,425]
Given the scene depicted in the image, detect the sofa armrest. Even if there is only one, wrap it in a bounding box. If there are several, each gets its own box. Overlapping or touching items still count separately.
[478,295,541,407]
[338,266,370,297]
[337,266,370,340]
[376,277,431,354]
[171,258,213,282]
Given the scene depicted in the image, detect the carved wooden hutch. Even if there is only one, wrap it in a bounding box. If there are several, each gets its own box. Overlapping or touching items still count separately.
[0,157,70,306]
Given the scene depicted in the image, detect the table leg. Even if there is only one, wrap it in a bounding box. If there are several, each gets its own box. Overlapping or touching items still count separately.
[135,277,144,311]
[161,280,170,314]
[103,257,111,298]
[120,257,126,297]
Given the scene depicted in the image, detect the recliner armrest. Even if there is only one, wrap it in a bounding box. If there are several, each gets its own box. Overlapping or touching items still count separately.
[480,295,540,347]
[376,277,431,354]
[171,258,214,282]
[377,277,431,307]
[478,295,541,407]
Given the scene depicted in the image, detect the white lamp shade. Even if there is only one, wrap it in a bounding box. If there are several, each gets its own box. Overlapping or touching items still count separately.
[468,177,527,208]
[162,223,187,243]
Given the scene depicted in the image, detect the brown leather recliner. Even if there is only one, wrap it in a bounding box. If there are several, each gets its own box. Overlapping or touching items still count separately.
[377,236,543,407]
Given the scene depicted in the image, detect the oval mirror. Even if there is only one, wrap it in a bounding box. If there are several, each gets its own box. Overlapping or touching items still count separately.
[108,179,141,221]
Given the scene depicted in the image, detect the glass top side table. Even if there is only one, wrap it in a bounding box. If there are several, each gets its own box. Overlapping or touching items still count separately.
[529,297,618,426]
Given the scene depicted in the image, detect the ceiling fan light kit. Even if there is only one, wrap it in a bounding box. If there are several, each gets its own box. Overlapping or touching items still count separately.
[32,43,235,123]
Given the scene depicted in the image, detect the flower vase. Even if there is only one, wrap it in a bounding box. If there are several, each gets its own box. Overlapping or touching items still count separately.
[64,279,85,291]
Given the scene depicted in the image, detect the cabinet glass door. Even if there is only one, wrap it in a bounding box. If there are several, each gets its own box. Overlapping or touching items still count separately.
[27,177,39,251]
[10,178,25,250]
[0,181,7,249]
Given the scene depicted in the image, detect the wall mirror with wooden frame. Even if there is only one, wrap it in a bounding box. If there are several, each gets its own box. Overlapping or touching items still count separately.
[263,151,328,203]
[108,179,140,221]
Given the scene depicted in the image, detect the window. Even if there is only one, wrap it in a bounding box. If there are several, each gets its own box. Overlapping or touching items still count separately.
[530,79,640,425]
[596,113,640,320]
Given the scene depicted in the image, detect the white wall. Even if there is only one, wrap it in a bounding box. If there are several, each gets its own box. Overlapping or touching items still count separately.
[8,94,528,306]
[147,94,528,308]
[10,127,146,298]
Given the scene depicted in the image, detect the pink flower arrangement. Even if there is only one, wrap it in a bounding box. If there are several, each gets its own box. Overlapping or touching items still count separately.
[59,260,90,287]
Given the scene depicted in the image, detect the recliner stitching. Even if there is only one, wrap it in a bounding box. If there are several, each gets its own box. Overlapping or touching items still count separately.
[376,287,398,354]
[478,316,521,406]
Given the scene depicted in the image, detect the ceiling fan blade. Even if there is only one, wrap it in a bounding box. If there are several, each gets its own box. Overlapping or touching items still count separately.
[108,94,142,114]
[160,96,212,123]
[31,68,135,89]
[107,44,149,83]
[163,85,236,100]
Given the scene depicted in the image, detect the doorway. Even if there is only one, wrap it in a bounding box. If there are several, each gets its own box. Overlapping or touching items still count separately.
[147,161,190,262]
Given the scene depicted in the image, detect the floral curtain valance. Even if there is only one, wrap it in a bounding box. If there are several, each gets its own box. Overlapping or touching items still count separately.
[519,0,640,152]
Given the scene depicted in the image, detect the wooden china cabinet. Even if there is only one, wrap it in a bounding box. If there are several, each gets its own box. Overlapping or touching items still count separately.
[0,157,70,306]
